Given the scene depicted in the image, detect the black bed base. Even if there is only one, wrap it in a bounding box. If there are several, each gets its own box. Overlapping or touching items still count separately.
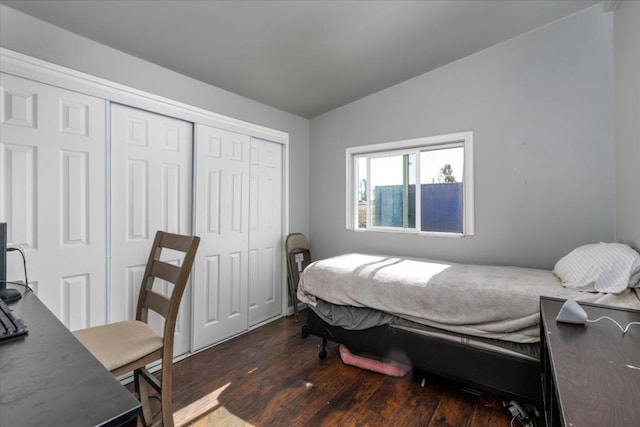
[302,309,541,405]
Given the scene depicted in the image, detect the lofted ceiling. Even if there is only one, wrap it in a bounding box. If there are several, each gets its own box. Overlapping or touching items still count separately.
[1,0,601,118]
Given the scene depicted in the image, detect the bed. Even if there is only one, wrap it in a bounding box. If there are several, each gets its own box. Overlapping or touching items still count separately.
[298,247,640,404]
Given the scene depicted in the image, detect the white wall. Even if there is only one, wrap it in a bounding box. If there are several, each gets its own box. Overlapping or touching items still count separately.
[614,0,640,250]
[3,4,627,270]
[309,5,615,270]
[0,5,310,237]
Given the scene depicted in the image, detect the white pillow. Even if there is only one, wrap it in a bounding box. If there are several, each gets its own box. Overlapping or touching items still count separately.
[553,243,640,293]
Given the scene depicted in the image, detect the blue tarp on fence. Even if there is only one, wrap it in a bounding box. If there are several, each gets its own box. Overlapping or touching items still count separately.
[373,185,415,228]
[421,183,463,233]
[374,183,462,233]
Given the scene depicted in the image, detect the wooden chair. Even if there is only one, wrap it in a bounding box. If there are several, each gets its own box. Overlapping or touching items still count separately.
[74,231,200,427]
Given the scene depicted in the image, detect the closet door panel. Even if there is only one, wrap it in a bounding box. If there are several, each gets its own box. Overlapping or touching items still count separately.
[192,124,249,351]
[0,73,106,330]
[248,138,283,326]
[110,104,193,356]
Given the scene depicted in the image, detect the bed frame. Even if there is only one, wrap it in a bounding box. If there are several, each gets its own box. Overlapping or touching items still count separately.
[302,308,541,405]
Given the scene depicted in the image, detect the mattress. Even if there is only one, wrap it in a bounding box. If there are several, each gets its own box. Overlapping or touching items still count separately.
[298,253,640,343]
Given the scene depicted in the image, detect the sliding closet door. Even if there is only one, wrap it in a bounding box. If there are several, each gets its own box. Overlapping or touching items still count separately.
[110,103,193,356]
[192,124,250,351]
[248,138,283,326]
[0,73,107,329]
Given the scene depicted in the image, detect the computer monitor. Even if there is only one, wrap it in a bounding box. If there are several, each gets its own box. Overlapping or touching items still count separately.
[0,222,22,302]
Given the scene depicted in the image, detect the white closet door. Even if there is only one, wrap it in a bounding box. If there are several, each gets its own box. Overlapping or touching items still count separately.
[110,104,193,356]
[248,138,283,326]
[192,124,250,351]
[0,73,107,330]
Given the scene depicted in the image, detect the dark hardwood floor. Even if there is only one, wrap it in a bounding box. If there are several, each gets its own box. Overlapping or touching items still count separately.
[137,311,513,426]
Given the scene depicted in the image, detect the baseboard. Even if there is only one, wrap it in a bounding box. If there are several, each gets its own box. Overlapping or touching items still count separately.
[286,302,307,317]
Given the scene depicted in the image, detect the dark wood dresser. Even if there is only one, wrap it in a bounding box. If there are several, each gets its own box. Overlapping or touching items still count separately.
[540,297,640,426]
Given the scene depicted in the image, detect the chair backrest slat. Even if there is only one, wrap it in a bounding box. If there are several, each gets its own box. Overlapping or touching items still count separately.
[145,289,171,318]
[159,232,195,252]
[135,231,200,337]
[151,260,182,284]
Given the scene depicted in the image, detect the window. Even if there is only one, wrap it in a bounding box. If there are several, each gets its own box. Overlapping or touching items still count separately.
[346,132,474,236]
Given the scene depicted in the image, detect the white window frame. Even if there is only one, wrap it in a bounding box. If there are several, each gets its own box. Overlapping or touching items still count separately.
[345,131,474,237]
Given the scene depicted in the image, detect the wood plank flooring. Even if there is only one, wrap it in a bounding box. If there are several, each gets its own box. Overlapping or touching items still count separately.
[136,311,513,426]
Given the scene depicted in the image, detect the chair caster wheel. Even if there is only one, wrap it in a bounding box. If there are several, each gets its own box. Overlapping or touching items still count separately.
[302,325,310,339]
[319,350,327,359]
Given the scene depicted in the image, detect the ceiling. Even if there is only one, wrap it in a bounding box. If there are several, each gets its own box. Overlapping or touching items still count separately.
[1,0,601,119]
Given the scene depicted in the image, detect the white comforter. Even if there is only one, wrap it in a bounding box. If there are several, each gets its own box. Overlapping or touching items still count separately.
[297,253,640,343]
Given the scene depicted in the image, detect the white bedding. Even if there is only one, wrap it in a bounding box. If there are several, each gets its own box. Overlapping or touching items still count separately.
[297,253,640,343]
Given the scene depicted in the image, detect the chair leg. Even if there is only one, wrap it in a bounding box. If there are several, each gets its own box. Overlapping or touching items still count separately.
[136,365,171,427]
[135,369,153,426]
[160,362,174,427]
[287,275,299,321]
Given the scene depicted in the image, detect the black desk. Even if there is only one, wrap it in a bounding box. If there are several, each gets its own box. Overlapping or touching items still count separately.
[540,297,640,426]
[0,291,140,426]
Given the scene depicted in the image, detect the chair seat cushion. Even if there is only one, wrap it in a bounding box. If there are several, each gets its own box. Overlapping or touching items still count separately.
[74,320,163,371]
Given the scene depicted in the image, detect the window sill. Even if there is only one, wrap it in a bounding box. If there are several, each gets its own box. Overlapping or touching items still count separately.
[348,227,467,238]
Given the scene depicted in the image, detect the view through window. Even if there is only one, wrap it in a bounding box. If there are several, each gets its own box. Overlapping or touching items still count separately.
[348,132,474,236]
